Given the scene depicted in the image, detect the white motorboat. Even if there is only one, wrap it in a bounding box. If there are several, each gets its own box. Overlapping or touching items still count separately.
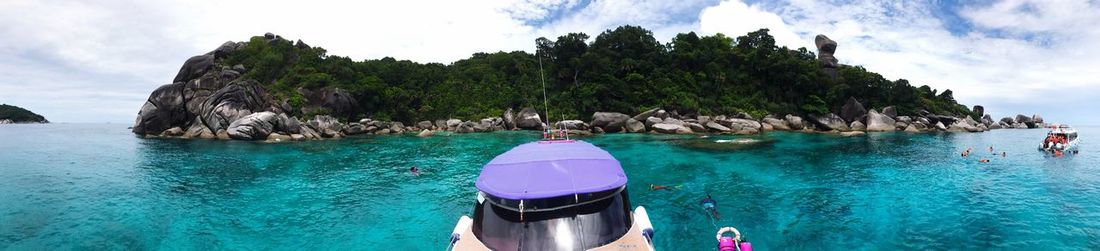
[1038,124,1079,154]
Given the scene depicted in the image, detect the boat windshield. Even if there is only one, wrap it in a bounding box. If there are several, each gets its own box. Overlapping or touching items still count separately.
[472,188,633,251]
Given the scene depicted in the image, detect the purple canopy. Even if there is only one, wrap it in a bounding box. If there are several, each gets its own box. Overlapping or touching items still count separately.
[476,140,627,200]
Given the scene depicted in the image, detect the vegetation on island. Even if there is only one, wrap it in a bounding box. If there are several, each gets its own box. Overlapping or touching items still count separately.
[225,25,974,123]
[0,104,48,123]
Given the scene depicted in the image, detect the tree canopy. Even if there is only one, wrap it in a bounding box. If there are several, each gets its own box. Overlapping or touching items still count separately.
[225,26,974,123]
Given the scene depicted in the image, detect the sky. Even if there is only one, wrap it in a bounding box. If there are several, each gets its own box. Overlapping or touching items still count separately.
[0,0,1097,124]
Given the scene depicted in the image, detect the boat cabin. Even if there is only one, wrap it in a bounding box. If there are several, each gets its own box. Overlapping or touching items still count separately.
[466,140,638,250]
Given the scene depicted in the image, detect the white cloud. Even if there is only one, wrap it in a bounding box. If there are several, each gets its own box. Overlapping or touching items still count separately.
[0,0,1096,124]
[698,0,807,49]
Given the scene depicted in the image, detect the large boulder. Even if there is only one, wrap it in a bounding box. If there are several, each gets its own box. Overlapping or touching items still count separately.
[934,122,947,131]
[199,80,270,133]
[1015,114,1032,124]
[309,115,345,137]
[1031,114,1044,127]
[133,82,189,135]
[625,118,645,133]
[632,108,660,122]
[503,108,516,130]
[882,106,897,119]
[644,117,663,129]
[687,122,707,133]
[849,121,866,131]
[173,55,215,83]
[705,121,732,132]
[652,123,691,134]
[815,34,839,68]
[1000,117,1015,125]
[515,107,543,130]
[785,114,805,130]
[762,118,790,131]
[972,105,985,119]
[808,113,850,131]
[226,112,280,140]
[981,115,994,126]
[865,109,897,132]
[417,121,434,130]
[590,112,631,132]
[555,120,589,130]
[840,97,866,123]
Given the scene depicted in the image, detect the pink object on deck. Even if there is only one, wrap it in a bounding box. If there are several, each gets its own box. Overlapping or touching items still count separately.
[739,241,753,251]
[718,237,737,251]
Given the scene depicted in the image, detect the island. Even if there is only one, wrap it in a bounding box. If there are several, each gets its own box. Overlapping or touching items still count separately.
[131,26,1044,141]
[0,104,48,124]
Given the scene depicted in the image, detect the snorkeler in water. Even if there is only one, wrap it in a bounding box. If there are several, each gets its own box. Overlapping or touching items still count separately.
[410,166,421,176]
[701,194,721,220]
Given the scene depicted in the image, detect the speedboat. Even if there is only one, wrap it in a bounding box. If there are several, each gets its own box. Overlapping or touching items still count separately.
[1038,124,1079,154]
[447,139,656,250]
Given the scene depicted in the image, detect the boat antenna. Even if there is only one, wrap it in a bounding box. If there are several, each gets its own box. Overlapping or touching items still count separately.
[537,41,550,135]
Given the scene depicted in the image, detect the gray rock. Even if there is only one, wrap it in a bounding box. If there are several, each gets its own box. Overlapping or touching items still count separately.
[935,122,947,131]
[687,122,707,133]
[896,116,912,124]
[590,112,631,132]
[632,108,660,122]
[625,118,645,133]
[972,105,985,118]
[785,114,805,130]
[882,106,898,119]
[162,127,185,137]
[1015,114,1032,124]
[417,121,434,130]
[663,117,684,126]
[644,117,663,129]
[1014,123,1027,129]
[1000,117,1015,125]
[555,120,589,130]
[840,131,865,137]
[815,34,839,68]
[290,134,306,141]
[761,122,774,131]
[227,112,280,140]
[762,118,790,130]
[199,80,270,133]
[446,119,462,130]
[808,113,850,131]
[133,82,189,135]
[266,133,291,142]
[865,109,897,132]
[840,97,866,123]
[850,121,866,131]
[705,121,731,132]
[515,107,543,130]
[652,123,688,134]
[904,124,919,133]
[173,55,215,83]
[981,115,994,126]
[456,121,476,133]
[654,110,669,119]
[503,108,516,130]
[417,129,434,137]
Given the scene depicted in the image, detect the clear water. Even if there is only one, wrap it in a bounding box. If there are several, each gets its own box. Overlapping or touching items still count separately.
[1,124,1098,250]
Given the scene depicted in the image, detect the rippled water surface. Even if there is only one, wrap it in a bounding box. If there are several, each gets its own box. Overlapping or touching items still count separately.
[2,124,1098,250]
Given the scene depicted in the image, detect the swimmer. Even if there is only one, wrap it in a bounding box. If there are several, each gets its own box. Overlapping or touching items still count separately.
[979,159,990,163]
[701,194,721,220]
[650,184,681,191]
[410,166,421,176]
[989,146,994,152]
[1002,152,1006,157]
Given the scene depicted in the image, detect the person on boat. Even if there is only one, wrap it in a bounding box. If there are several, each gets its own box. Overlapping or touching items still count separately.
[1043,134,1054,149]
[701,195,721,220]
[410,166,421,176]
[650,184,675,191]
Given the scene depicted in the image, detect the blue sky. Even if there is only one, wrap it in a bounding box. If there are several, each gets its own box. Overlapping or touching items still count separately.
[0,0,1097,125]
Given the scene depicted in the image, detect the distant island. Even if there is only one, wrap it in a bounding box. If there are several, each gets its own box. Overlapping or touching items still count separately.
[0,104,48,124]
[132,26,1043,141]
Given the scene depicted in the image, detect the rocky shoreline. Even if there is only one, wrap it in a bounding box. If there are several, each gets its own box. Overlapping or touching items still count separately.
[132,33,1045,142]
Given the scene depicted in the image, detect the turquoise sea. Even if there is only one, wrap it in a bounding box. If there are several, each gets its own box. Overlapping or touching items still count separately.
[1,124,1098,250]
